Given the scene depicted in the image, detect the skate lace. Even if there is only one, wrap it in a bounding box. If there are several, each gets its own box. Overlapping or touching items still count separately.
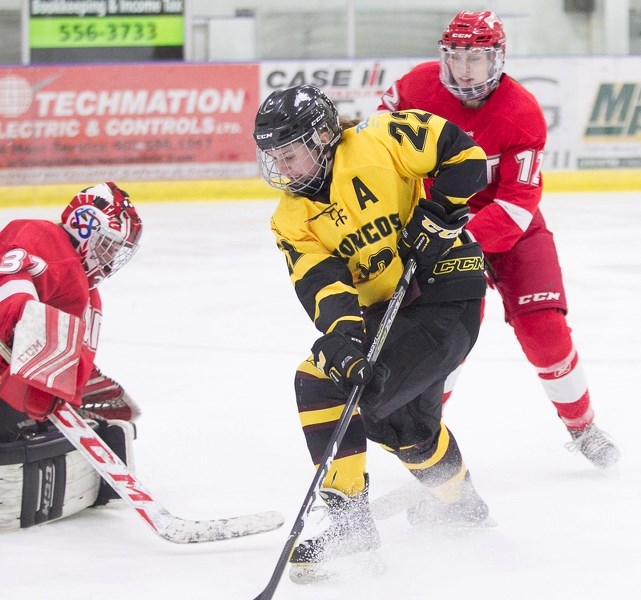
[564,425,614,456]
[293,506,335,555]
[301,505,331,537]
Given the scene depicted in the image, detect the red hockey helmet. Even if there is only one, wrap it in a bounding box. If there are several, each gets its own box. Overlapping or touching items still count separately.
[439,11,506,102]
[61,182,142,289]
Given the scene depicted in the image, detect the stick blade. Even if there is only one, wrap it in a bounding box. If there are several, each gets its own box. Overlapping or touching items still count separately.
[158,510,285,543]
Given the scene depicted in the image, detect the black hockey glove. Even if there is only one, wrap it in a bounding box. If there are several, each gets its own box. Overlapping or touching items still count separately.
[398,199,470,267]
[312,326,371,389]
[312,325,389,397]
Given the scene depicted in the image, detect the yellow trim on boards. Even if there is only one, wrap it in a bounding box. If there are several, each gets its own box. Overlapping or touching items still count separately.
[0,170,639,208]
[543,170,641,192]
[0,179,279,207]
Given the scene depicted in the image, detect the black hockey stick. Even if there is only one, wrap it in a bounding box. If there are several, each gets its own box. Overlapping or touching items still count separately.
[253,257,417,600]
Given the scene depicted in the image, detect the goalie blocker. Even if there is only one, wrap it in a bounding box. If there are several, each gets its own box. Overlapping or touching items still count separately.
[0,415,135,531]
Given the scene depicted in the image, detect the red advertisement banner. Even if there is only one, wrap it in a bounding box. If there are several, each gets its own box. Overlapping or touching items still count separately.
[0,63,260,184]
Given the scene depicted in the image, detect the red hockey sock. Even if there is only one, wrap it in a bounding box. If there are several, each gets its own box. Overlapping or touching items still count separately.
[511,309,594,430]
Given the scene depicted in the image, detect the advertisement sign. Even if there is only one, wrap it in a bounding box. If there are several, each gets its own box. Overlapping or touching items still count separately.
[510,57,641,170]
[0,63,259,184]
[0,56,639,187]
[261,58,417,122]
[261,57,641,172]
[27,0,185,63]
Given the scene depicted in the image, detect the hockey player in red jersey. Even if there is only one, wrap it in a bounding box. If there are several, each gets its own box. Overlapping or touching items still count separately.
[0,182,142,530]
[0,181,142,427]
[378,10,619,468]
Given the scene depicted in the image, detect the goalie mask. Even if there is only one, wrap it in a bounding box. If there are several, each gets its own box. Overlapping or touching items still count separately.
[439,11,506,102]
[61,182,142,289]
[253,85,342,198]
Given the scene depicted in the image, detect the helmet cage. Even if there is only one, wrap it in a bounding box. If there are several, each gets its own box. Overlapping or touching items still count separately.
[256,128,333,196]
[62,183,142,289]
[82,210,139,286]
[439,45,505,102]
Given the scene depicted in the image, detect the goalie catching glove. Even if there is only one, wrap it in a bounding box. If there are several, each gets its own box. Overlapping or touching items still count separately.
[79,366,141,422]
[312,323,389,397]
[398,198,470,267]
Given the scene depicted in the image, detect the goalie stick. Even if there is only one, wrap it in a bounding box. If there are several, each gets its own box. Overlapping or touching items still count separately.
[253,257,417,600]
[0,340,284,543]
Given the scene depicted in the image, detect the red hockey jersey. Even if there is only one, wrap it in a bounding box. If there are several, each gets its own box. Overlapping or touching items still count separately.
[379,61,547,254]
[0,219,101,417]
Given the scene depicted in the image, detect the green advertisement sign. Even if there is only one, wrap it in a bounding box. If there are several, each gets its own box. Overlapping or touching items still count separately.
[28,0,184,63]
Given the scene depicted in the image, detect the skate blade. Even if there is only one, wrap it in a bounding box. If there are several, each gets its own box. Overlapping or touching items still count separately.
[289,550,386,585]
[289,563,335,585]
[410,514,498,531]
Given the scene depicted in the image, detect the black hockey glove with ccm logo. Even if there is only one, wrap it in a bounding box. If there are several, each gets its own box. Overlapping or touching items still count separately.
[398,198,470,267]
[312,324,388,397]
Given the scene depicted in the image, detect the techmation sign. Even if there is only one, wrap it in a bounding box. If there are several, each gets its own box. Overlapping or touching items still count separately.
[0,63,259,184]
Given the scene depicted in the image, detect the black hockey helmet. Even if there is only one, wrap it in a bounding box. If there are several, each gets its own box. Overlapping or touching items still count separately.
[253,85,341,151]
[253,85,342,197]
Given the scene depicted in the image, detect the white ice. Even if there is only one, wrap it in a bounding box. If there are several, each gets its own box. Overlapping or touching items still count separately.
[2,191,640,600]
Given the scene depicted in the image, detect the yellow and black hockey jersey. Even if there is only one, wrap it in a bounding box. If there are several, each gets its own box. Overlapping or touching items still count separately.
[270,109,487,336]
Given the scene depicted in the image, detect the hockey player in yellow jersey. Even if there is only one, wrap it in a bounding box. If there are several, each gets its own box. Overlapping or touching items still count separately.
[254,85,489,582]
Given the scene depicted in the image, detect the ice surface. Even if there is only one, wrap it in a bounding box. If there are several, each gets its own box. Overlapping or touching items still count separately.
[1,191,639,599]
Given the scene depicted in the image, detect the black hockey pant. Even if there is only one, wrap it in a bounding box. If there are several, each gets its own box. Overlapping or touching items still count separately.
[294,299,481,495]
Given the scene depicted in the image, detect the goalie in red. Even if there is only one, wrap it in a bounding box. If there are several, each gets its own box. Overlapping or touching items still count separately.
[0,182,143,530]
[378,10,619,469]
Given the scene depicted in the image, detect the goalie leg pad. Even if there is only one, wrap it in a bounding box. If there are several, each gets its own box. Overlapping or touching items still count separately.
[0,427,101,531]
[0,418,136,530]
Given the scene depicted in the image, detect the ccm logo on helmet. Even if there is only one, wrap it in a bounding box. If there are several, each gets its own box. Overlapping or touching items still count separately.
[452,33,473,38]
[518,292,561,305]
[256,133,273,140]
